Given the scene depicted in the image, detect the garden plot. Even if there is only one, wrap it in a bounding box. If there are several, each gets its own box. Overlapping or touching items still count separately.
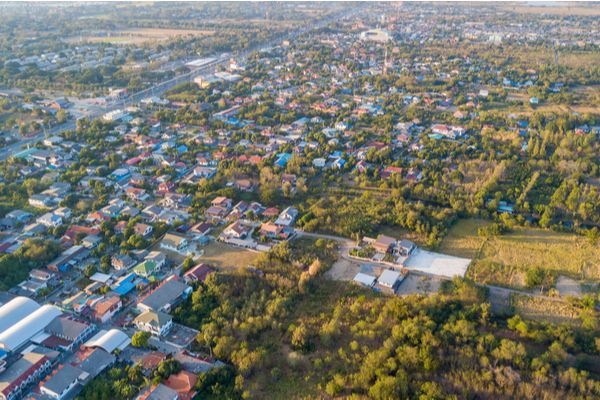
[404,249,471,278]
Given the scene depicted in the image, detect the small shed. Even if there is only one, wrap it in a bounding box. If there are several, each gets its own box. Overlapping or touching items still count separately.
[353,272,376,287]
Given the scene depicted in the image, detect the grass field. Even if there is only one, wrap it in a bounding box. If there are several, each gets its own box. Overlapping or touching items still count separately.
[67,28,214,45]
[440,219,600,289]
[199,241,260,269]
[510,294,582,325]
[502,4,600,16]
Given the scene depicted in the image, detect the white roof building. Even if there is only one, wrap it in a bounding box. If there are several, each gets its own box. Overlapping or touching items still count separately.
[84,329,130,353]
[360,29,392,43]
[378,270,403,288]
[353,272,376,287]
[0,304,62,352]
[0,297,40,335]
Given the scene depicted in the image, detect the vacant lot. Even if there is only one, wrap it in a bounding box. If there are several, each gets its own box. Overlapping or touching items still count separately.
[68,28,214,45]
[438,219,491,259]
[199,241,260,270]
[441,219,600,289]
[502,4,600,16]
[510,294,582,325]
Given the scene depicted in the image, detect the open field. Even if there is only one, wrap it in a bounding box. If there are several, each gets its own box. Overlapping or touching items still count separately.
[510,294,582,325]
[502,4,600,16]
[438,219,491,259]
[396,273,442,296]
[199,240,260,270]
[67,28,214,45]
[441,219,600,289]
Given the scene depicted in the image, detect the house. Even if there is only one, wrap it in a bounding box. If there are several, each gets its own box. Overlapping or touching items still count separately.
[72,348,115,384]
[353,272,376,288]
[262,207,280,219]
[160,233,189,252]
[144,251,166,269]
[126,187,150,202]
[183,264,214,283]
[211,196,232,210]
[140,351,167,374]
[134,223,153,237]
[37,212,63,228]
[44,316,95,352]
[134,310,173,337]
[373,235,396,254]
[30,269,54,282]
[381,166,402,179]
[133,260,159,278]
[40,364,88,400]
[189,222,212,238]
[137,275,191,313]
[312,158,326,168]
[234,179,255,192]
[164,370,198,400]
[111,254,136,271]
[375,269,405,293]
[6,210,32,223]
[259,222,292,240]
[406,167,423,182]
[274,207,298,227]
[54,207,72,220]
[397,239,416,257]
[81,235,101,249]
[48,246,90,273]
[0,352,52,400]
[29,194,53,208]
[92,296,122,323]
[137,383,178,400]
[222,221,251,239]
[204,206,228,222]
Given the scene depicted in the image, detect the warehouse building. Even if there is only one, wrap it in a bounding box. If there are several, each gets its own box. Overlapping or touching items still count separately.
[0,305,62,353]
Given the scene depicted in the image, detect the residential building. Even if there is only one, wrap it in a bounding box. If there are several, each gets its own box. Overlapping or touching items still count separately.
[134,310,173,337]
[40,364,88,400]
[92,296,122,324]
[0,352,52,400]
[160,233,188,252]
[137,275,191,313]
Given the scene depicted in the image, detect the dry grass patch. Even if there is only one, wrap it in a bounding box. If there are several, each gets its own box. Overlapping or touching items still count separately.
[442,219,600,289]
[200,241,259,269]
[510,294,581,325]
[479,229,600,280]
[438,219,491,259]
[503,5,600,16]
[67,28,214,45]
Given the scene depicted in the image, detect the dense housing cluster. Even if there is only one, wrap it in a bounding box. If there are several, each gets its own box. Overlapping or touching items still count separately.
[0,2,598,399]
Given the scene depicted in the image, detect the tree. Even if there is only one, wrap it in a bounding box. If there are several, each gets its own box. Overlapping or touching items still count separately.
[131,331,150,348]
[291,323,310,352]
[182,256,195,272]
[369,374,408,400]
[492,339,527,368]
[56,109,68,124]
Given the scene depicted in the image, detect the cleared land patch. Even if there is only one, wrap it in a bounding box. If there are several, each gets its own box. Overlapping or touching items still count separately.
[199,240,259,269]
[442,219,600,289]
[67,28,214,45]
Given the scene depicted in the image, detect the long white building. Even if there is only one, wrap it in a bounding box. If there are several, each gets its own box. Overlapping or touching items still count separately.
[0,297,40,335]
[0,304,62,352]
